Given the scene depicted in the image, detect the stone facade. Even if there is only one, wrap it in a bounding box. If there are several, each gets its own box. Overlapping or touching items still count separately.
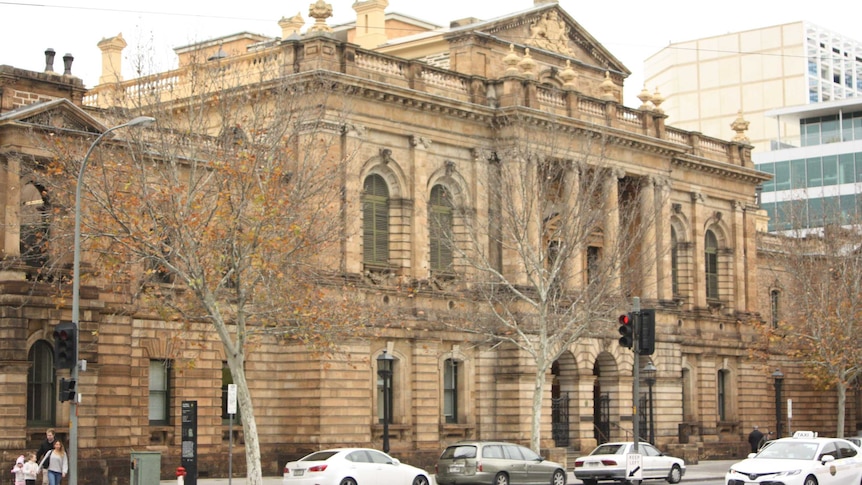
[1,2,858,484]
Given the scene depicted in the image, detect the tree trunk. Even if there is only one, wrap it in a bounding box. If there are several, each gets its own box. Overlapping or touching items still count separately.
[530,367,547,453]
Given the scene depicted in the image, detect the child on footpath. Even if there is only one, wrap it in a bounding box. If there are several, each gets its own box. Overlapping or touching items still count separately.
[22,452,40,485]
[10,455,26,485]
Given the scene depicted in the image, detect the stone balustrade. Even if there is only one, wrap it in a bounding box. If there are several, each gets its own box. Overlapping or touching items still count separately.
[83,36,752,167]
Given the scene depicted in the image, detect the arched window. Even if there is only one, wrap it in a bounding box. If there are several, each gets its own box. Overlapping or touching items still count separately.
[429,185,453,272]
[705,230,719,300]
[27,340,55,426]
[362,175,389,267]
[20,183,49,267]
[671,227,679,297]
[770,290,780,328]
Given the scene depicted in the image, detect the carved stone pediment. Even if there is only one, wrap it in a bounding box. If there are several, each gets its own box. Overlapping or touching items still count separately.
[0,98,104,135]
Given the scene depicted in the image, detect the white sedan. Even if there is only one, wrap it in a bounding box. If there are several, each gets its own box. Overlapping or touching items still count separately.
[725,432,862,485]
[283,448,432,485]
[573,442,684,484]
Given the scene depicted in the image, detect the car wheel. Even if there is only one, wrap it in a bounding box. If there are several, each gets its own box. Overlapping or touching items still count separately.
[339,479,357,485]
[494,472,510,485]
[551,469,566,485]
[803,476,818,485]
[412,475,430,485]
[666,464,682,484]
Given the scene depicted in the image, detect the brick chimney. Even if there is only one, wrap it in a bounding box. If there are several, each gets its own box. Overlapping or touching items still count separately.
[352,0,388,49]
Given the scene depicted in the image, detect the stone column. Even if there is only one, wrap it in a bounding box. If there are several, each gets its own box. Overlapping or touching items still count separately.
[563,166,582,290]
[343,124,367,275]
[731,201,746,312]
[690,192,706,309]
[656,180,672,301]
[410,135,432,279]
[604,170,622,290]
[640,176,657,301]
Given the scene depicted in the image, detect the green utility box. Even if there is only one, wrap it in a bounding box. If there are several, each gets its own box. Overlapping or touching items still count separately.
[130,451,161,485]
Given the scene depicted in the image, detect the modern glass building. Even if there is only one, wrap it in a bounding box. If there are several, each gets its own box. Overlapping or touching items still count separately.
[756,97,862,232]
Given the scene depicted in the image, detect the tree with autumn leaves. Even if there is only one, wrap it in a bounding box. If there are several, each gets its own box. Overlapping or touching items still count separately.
[758,222,862,437]
[37,64,368,485]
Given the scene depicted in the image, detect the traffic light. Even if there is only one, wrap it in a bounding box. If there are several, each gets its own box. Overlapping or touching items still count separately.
[639,309,656,355]
[53,321,77,370]
[618,313,633,348]
[59,378,76,403]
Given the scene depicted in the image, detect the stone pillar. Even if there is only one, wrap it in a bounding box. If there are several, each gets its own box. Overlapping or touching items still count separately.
[97,34,127,85]
[343,124,367,275]
[563,166,582,290]
[690,192,706,309]
[640,176,657,301]
[278,12,305,39]
[743,204,760,313]
[604,170,621,290]
[410,135,431,279]
[731,201,746,312]
[353,0,389,49]
[656,180,672,301]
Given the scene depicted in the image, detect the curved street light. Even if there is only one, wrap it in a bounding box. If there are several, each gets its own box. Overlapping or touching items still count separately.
[69,115,155,485]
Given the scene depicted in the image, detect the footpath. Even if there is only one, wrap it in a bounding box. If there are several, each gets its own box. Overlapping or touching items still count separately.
[159,459,737,484]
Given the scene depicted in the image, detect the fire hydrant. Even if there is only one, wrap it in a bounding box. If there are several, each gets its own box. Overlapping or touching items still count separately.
[176,467,186,485]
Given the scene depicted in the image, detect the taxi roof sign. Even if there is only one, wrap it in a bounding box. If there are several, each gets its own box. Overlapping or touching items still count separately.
[793,431,818,438]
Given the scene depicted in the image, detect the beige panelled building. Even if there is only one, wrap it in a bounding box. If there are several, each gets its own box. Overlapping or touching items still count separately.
[644,21,862,153]
[1,2,856,483]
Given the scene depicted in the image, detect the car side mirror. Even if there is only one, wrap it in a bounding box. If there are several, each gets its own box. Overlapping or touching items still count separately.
[821,455,835,464]
[747,453,756,459]
[391,458,401,466]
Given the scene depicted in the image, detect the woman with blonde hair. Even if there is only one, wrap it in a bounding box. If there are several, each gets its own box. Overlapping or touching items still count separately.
[39,440,67,485]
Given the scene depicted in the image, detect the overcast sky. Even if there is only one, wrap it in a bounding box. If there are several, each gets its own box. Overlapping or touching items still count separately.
[1,0,859,106]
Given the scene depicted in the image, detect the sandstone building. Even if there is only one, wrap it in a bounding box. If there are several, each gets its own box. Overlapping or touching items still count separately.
[1,2,855,483]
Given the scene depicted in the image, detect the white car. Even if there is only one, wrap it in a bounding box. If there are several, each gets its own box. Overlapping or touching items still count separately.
[283,448,431,485]
[573,442,685,484]
[725,431,862,485]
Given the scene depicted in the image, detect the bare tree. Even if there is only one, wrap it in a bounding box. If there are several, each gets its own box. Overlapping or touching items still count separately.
[758,202,862,437]
[37,53,367,484]
[449,118,660,452]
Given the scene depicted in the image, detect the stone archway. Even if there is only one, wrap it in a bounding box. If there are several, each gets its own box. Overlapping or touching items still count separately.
[592,351,620,444]
[552,352,578,447]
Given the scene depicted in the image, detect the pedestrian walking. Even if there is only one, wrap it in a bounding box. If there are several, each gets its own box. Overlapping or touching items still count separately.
[39,440,67,485]
[11,455,26,485]
[36,429,56,485]
[748,426,764,452]
[23,453,40,485]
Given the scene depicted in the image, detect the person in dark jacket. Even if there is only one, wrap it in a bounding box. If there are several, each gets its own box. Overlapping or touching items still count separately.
[35,429,56,485]
[748,426,764,452]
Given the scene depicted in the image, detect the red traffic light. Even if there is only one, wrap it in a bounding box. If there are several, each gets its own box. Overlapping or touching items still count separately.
[55,330,70,340]
[618,314,631,325]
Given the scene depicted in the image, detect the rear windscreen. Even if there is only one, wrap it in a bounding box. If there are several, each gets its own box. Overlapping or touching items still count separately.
[441,445,477,459]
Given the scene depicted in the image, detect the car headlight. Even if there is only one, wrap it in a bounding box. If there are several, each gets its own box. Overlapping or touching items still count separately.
[774,469,802,477]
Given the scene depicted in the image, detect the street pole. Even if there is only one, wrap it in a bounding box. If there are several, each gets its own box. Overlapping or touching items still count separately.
[632,297,640,454]
[70,116,154,485]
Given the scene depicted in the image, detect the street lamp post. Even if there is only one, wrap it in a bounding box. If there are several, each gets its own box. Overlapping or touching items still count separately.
[376,350,394,453]
[772,369,784,439]
[70,116,154,485]
[642,361,657,445]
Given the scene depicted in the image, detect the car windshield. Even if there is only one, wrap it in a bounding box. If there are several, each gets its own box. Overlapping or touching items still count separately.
[441,445,477,460]
[591,444,625,455]
[756,442,819,460]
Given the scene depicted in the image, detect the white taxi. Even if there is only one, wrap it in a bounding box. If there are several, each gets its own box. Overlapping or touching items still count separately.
[725,431,862,485]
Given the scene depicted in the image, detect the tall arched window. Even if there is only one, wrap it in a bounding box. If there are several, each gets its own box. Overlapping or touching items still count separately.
[429,185,453,272]
[362,174,390,267]
[27,341,55,426]
[443,358,459,423]
[704,230,719,300]
[20,183,49,267]
[770,290,780,328]
[671,227,679,297]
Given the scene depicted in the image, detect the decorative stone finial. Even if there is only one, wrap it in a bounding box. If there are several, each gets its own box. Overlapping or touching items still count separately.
[599,71,617,101]
[502,44,521,76]
[652,86,665,113]
[560,60,577,89]
[731,109,750,143]
[308,0,333,33]
[518,48,537,79]
[638,84,654,110]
